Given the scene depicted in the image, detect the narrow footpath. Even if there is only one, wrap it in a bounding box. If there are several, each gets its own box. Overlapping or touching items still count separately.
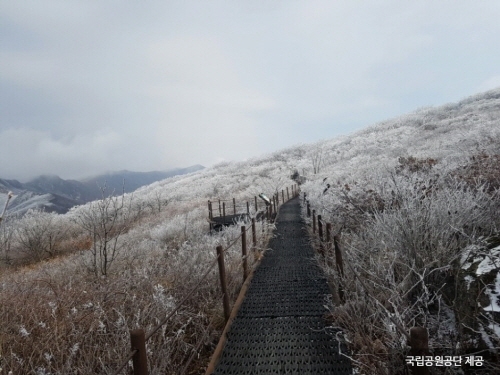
[210,196,352,374]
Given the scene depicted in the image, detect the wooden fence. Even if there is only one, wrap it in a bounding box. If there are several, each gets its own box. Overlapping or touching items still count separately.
[112,185,300,375]
[305,193,430,375]
[207,184,299,231]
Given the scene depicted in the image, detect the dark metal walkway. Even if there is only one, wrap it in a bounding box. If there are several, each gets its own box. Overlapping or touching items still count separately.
[211,197,352,374]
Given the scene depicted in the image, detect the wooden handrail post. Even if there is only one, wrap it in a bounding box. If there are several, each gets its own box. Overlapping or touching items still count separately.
[304,192,307,202]
[254,196,258,212]
[222,202,226,223]
[246,201,250,215]
[318,215,323,241]
[273,196,277,216]
[333,235,345,302]
[251,218,257,250]
[241,226,248,281]
[216,245,230,323]
[233,198,236,215]
[282,189,285,203]
[287,187,290,200]
[409,327,430,375]
[208,200,213,232]
[130,329,148,375]
[318,214,324,256]
[312,210,316,233]
[307,201,311,217]
[333,235,344,277]
[326,223,332,265]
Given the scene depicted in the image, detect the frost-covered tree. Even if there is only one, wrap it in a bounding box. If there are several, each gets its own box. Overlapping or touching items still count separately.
[310,148,324,174]
[72,185,133,276]
[15,210,67,262]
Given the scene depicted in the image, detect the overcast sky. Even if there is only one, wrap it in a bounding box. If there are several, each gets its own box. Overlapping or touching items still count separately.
[1,1,500,181]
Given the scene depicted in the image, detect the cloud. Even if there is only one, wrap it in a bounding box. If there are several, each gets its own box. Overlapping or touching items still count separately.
[1,0,500,180]
[0,127,126,180]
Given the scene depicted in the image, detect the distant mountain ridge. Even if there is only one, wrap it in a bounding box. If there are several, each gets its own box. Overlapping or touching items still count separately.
[0,165,204,215]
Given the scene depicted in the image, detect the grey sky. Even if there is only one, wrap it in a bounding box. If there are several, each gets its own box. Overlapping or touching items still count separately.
[1,1,500,181]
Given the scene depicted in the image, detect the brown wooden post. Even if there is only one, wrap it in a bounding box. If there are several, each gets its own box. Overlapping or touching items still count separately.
[307,201,311,217]
[408,327,430,375]
[222,202,226,223]
[251,218,257,249]
[273,196,277,216]
[318,215,323,241]
[304,192,307,202]
[233,198,236,215]
[312,210,316,233]
[333,235,344,276]
[216,245,230,323]
[291,184,294,197]
[208,200,213,232]
[282,189,285,203]
[218,199,221,216]
[287,187,290,200]
[246,201,250,215]
[241,226,248,281]
[333,235,345,302]
[254,196,258,212]
[326,223,332,265]
[130,329,148,375]
[318,214,324,255]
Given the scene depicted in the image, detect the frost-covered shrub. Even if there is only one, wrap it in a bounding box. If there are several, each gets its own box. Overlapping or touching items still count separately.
[454,152,500,193]
[299,88,500,372]
[366,177,498,270]
[14,209,71,262]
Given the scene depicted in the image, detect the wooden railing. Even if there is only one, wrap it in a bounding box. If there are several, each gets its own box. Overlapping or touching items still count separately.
[112,185,300,374]
[304,193,430,375]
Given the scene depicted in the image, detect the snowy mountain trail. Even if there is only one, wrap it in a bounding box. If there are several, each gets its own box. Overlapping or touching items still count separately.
[208,197,352,374]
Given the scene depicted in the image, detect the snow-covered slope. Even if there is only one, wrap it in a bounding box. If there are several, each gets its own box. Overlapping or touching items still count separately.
[1,88,499,374]
[0,166,205,216]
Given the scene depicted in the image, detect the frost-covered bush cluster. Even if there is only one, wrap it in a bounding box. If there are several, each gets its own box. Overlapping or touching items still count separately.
[0,147,298,373]
[302,89,500,374]
[1,88,500,373]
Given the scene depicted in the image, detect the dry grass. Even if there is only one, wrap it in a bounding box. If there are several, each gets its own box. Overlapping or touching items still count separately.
[308,154,500,374]
[0,200,275,374]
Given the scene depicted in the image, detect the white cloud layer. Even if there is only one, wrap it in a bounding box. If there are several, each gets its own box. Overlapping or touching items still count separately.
[1,0,500,180]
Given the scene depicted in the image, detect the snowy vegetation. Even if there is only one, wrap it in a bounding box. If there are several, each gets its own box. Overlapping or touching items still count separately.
[302,89,500,374]
[1,88,500,374]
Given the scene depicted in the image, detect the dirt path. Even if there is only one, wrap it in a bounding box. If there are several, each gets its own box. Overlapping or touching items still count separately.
[210,196,352,374]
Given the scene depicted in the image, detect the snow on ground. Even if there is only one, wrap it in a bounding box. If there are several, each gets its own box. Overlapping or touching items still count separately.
[461,244,500,348]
